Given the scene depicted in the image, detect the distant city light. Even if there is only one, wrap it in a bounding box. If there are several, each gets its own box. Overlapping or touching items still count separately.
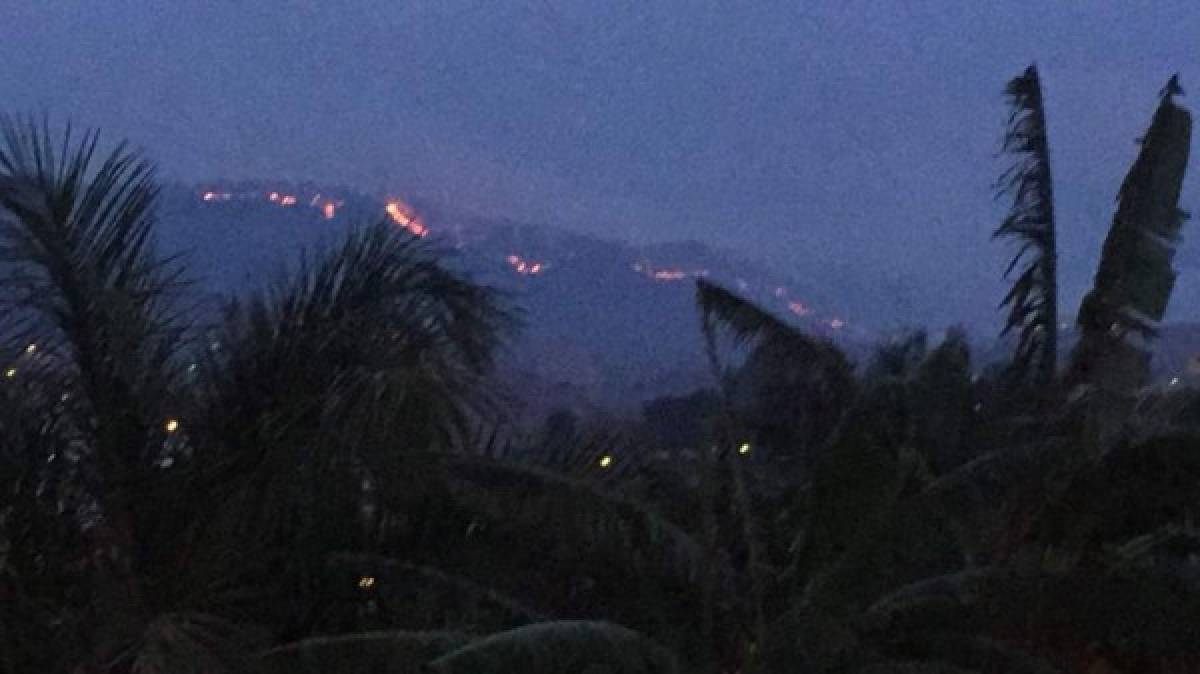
[25,343,36,354]
[598,454,613,468]
[164,419,180,433]
[788,301,811,317]
[738,442,752,455]
[4,368,14,378]
[506,254,545,275]
[358,576,376,589]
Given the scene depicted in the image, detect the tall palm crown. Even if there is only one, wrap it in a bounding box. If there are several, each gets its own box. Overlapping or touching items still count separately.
[0,118,517,673]
[995,64,1059,385]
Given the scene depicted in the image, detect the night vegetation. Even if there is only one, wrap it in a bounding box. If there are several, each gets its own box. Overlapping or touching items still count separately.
[3,68,1200,674]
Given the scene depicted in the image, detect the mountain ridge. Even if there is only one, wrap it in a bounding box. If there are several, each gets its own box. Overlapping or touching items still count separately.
[157,180,1200,423]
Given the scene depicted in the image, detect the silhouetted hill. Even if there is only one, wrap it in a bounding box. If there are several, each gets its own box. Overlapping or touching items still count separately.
[156,181,1200,421]
[155,182,874,419]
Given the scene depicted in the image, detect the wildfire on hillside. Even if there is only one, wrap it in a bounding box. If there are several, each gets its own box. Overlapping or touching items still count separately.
[199,188,340,220]
[193,187,855,334]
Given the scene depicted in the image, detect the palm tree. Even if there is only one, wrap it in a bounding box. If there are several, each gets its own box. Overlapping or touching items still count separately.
[0,118,516,672]
[0,118,716,674]
[692,73,1200,674]
[9,68,1200,674]
[1069,76,1192,394]
[995,64,1059,386]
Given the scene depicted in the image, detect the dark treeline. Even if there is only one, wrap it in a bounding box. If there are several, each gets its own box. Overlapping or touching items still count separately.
[3,68,1200,674]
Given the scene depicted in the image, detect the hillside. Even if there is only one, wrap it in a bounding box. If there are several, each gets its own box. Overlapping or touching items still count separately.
[156,182,873,420]
[157,181,1200,421]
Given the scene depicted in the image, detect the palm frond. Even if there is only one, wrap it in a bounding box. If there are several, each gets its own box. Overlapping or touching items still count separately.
[423,621,679,674]
[696,278,847,369]
[909,330,974,474]
[1070,76,1192,391]
[259,630,471,674]
[0,116,186,402]
[792,381,915,604]
[864,633,1063,674]
[189,221,516,530]
[994,64,1058,385]
[0,116,191,667]
[865,564,1200,662]
[865,329,929,381]
[434,453,713,585]
[126,611,264,674]
[697,278,856,456]
[328,552,550,624]
[856,664,981,674]
[1018,432,1200,559]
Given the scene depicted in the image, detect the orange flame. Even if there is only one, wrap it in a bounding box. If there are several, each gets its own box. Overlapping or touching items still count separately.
[385,200,428,237]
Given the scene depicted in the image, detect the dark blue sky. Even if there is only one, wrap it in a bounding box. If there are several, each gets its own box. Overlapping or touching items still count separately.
[3,1,1200,329]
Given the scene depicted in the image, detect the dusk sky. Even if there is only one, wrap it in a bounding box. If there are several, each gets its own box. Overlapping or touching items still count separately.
[3,1,1200,328]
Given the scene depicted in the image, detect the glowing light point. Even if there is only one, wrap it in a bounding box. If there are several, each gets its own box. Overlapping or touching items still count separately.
[164,419,180,433]
[280,195,297,206]
[829,318,846,329]
[323,202,336,220]
[385,201,428,237]
[738,442,752,455]
[598,455,613,469]
[1171,377,1181,386]
[4,368,14,378]
[24,343,36,354]
[268,192,280,202]
[358,576,376,589]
